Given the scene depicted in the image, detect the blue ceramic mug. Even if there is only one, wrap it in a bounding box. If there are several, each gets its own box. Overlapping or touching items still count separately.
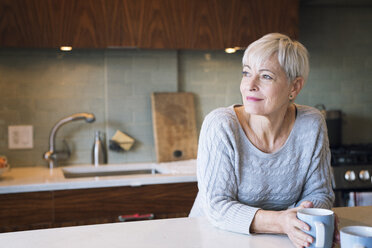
[297,208,334,248]
[341,226,372,248]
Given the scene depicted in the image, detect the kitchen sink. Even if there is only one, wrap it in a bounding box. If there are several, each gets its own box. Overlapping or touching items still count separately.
[62,164,161,179]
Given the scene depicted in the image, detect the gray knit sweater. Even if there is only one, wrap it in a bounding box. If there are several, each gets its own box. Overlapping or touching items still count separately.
[189,104,335,235]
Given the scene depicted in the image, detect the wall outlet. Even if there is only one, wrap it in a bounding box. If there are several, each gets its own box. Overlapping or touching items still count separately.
[8,125,34,149]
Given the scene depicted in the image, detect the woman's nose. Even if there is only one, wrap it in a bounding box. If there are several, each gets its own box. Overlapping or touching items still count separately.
[242,76,259,91]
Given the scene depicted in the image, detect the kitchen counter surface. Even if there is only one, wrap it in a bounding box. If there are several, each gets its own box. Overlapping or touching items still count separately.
[0,159,196,194]
[0,206,371,248]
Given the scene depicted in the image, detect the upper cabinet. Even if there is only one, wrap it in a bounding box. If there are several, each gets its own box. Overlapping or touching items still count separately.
[0,0,299,49]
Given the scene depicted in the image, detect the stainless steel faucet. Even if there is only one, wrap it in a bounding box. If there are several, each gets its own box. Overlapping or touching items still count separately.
[43,113,95,168]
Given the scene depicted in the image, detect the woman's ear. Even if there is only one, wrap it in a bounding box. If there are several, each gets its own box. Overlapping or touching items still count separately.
[290,77,305,100]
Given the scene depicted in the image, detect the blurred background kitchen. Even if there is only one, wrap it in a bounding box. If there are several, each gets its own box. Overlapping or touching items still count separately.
[0,0,371,207]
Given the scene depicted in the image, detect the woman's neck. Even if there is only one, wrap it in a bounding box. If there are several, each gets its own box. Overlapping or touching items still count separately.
[238,104,296,153]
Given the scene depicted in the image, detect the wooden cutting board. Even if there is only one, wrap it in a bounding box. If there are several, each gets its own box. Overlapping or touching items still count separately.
[151,92,198,163]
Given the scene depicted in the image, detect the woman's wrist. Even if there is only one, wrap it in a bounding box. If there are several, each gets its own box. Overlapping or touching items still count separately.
[276,210,286,234]
[251,209,284,234]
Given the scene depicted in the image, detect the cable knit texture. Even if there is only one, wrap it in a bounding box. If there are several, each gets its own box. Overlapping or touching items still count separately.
[189,104,335,235]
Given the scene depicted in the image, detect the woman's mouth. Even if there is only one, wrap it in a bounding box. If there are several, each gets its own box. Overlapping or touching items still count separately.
[246,96,263,102]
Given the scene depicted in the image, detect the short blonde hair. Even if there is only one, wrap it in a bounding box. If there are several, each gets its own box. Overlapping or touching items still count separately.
[242,33,309,83]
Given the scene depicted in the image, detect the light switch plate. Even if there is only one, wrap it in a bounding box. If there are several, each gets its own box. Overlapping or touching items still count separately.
[8,125,34,149]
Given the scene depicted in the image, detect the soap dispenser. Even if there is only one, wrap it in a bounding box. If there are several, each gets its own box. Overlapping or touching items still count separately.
[92,131,107,166]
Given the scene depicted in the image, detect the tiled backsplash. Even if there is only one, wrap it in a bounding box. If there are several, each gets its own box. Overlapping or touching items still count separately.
[0,49,179,166]
[0,5,371,167]
[105,50,178,163]
[298,5,372,144]
[179,51,243,130]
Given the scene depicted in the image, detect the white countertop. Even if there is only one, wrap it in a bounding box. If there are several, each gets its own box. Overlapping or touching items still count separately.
[0,217,293,248]
[0,159,197,194]
[1,206,371,248]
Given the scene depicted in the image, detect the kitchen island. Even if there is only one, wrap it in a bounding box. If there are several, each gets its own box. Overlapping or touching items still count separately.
[0,206,371,248]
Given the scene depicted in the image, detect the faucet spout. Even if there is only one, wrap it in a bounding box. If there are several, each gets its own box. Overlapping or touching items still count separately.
[44,113,96,168]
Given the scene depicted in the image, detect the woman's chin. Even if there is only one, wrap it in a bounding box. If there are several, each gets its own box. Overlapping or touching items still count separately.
[243,105,265,115]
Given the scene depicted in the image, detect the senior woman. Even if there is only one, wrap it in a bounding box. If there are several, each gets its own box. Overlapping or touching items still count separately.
[189,33,337,248]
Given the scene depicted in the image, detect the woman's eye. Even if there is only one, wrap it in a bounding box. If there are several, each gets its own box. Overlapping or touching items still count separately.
[262,74,273,80]
[242,71,250,77]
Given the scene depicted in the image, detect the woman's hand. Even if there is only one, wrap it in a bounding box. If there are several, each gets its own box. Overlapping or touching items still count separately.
[333,213,340,247]
[278,201,314,248]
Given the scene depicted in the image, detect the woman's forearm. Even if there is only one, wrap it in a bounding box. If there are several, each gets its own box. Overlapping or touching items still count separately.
[250,202,315,248]
[250,209,284,234]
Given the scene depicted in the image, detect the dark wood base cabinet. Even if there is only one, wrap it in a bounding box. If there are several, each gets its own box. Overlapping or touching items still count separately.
[0,182,198,233]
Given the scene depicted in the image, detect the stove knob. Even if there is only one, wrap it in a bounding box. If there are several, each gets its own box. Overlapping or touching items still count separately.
[345,170,356,181]
[359,170,370,181]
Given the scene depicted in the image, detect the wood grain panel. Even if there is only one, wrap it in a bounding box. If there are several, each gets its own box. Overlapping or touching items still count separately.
[222,0,299,48]
[53,183,198,223]
[53,0,143,48]
[0,0,40,47]
[0,0,298,49]
[105,0,142,47]
[0,191,53,231]
[0,0,140,48]
[58,0,102,47]
[279,0,299,39]
[188,0,225,49]
[222,0,258,48]
[151,92,198,163]
[138,0,174,48]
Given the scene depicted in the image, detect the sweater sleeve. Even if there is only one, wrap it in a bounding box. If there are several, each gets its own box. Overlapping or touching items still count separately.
[196,111,260,235]
[296,116,335,209]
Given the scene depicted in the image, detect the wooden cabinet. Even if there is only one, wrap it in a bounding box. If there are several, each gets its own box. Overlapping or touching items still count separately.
[0,182,198,232]
[53,182,198,227]
[0,0,299,49]
[0,191,54,232]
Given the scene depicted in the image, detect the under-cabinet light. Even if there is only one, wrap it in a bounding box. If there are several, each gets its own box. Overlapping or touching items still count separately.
[60,46,72,51]
[224,47,245,54]
[225,48,236,53]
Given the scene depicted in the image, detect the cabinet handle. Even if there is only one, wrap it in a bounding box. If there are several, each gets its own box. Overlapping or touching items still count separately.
[118,213,154,222]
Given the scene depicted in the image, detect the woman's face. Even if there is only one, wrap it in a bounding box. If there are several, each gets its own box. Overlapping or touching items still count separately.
[240,55,293,117]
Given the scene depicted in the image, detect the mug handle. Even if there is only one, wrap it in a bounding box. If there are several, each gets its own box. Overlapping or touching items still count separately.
[314,221,325,248]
